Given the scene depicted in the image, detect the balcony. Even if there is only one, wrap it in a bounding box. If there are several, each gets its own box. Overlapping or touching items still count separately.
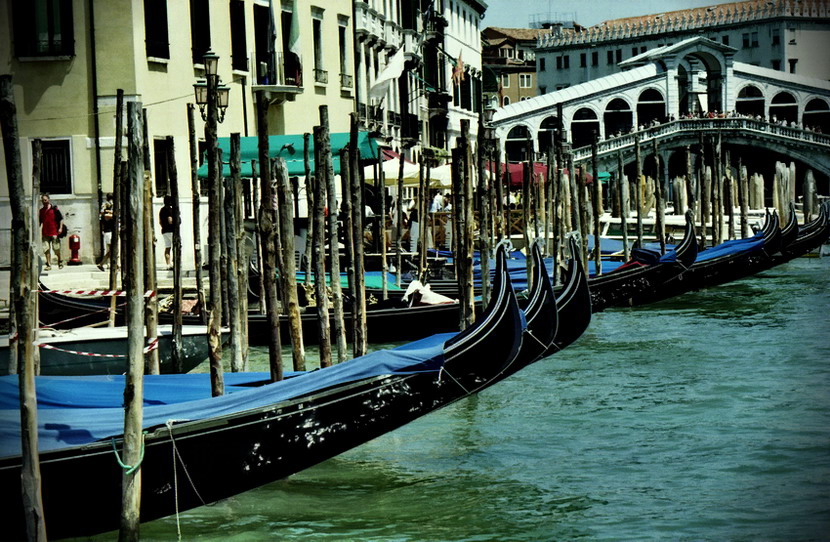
[314,68,328,84]
[427,91,452,114]
[355,1,385,40]
[358,102,368,122]
[370,105,385,123]
[387,111,401,126]
[251,52,303,104]
[340,73,353,89]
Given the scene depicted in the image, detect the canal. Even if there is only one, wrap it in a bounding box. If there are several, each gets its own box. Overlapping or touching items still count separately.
[79,256,829,541]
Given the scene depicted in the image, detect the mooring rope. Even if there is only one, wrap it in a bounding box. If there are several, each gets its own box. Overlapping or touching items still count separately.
[438,366,472,395]
[110,432,146,475]
[165,419,207,541]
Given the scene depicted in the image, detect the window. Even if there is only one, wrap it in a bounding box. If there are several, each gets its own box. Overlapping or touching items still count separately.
[501,73,510,88]
[640,46,646,53]
[788,27,796,44]
[461,77,471,110]
[772,28,780,45]
[742,33,750,48]
[631,47,638,58]
[36,139,72,195]
[190,0,211,64]
[229,0,247,70]
[789,58,798,74]
[519,74,532,88]
[591,51,598,66]
[539,57,545,71]
[312,8,325,83]
[772,59,781,70]
[751,32,759,47]
[615,49,622,63]
[539,86,546,94]
[563,55,569,69]
[580,53,586,67]
[607,50,613,65]
[722,35,729,46]
[281,8,301,85]
[144,0,169,59]
[12,0,75,57]
[338,16,350,85]
[556,56,562,70]
[502,96,510,106]
[153,139,171,196]
[517,50,525,60]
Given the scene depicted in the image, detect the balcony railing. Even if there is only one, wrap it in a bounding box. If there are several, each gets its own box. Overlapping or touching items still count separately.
[255,51,302,87]
[340,73,353,88]
[358,102,368,120]
[387,111,402,126]
[370,105,384,122]
[314,68,328,84]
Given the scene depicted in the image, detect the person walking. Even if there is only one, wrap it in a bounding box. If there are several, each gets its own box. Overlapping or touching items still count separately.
[159,195,176,269]
[39,193,64,270]
[97,192,115,271]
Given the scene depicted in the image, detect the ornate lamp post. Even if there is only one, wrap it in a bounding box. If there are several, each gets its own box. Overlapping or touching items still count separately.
[193,50,230,396]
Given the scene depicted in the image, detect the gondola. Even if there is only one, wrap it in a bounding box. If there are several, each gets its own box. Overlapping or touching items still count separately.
[1,244,537,540]
[550,237,593,352]
[628,210,783,306]
[422,213,697,314]
[0,325,222,376]
[773,202,829,264]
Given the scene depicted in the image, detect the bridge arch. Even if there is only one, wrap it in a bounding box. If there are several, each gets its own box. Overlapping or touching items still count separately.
[678,49,726,115]
[505,124,531,162]
[571,107,600,148]
[735,84,765,117]
[604,98,633,139]
[637,88,666,127]
[803,97,830,133]
[770,91,798,123]
[537,115,558,152]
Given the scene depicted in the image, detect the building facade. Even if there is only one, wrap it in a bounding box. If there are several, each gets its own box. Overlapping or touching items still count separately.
[0,0,355,266]
[536,0,830,95]
[354,0,486,165]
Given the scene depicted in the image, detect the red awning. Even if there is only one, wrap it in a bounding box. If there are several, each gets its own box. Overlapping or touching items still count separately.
[380,147,415,164]
[486,161,549,188]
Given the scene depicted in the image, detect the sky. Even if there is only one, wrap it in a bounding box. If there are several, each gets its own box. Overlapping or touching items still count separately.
[482,0,727,29]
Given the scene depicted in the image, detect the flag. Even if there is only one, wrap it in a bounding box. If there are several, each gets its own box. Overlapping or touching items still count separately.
[452,52,464,86]
[287,0,302,85]
[369,47,406,100]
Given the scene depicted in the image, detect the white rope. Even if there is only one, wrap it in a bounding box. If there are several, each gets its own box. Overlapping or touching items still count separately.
[166,419,206,541]
[438,366,472,395]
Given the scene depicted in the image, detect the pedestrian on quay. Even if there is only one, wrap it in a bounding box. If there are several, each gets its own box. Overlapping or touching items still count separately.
[159,195,177,269]
[97,192,115,271]
[407,199,419,253]
[39,193,64,270]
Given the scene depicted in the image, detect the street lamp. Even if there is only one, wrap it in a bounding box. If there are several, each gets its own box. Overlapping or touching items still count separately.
[193,51,230,123]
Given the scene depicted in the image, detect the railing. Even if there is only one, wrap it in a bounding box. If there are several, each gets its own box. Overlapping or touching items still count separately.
[571,116,830,162]
[537,0,828,49]
[386,111,402,126]
[314,68,328,84]
[370,105,384,122]
[358,102,367,120]
[340,73,353,88]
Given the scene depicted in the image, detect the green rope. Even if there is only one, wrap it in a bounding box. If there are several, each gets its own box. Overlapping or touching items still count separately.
[111,432,147,475]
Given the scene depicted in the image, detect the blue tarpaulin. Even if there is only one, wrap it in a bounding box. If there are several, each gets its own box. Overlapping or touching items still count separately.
[0,332,454,458]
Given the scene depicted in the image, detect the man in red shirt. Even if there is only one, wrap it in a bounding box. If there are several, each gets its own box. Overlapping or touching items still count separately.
[39,193,64,270]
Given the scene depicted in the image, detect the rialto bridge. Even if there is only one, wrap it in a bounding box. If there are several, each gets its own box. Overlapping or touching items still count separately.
[490,36,830,189]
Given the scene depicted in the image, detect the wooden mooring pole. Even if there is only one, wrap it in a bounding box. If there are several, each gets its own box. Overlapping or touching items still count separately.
[109,89,124,327]
[313,126,333,368]
[186,103,207,325]
[592,133,602,274]
[119,101,146,542]
[303,132,314,288]
[634,134,644,248]
[350,115,368,356]
[2,73,47,541]
[255,91,283,382]
[395,152,404,289]
[166,136,184,373]
[226,134,244,372]
[653,139,666,254]
[319,107,347,363]
[617,152,631,262]
[141,109,159,374]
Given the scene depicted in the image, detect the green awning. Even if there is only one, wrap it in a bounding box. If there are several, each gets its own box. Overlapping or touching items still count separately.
[197,131,380,179]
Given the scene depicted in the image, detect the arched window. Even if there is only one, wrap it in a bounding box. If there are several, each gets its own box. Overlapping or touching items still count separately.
[503,96,511,106]
[505,124,531,162]
[803,97,830,132]
[604,98,633,138]
[570,107,600,148]
[736,85,765,117]
[537,115,559,151]
[770,91,798,123]
[637,88,666,126]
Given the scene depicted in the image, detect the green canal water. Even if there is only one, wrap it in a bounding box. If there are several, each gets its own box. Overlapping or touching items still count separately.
[83,257,829,541]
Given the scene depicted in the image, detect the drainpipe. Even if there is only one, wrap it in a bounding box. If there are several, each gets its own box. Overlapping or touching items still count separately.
[89,0,104,260]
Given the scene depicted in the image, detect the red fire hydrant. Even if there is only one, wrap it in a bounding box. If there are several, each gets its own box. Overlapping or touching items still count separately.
[68,234,82,266]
